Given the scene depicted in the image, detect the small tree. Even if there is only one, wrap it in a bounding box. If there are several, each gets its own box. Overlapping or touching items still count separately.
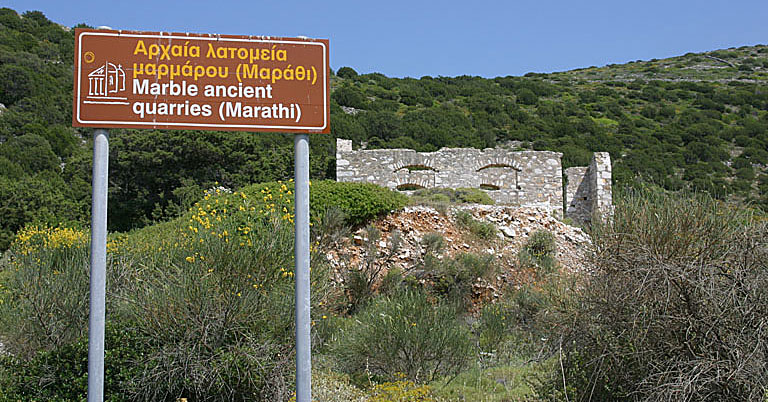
[336,66,358,79]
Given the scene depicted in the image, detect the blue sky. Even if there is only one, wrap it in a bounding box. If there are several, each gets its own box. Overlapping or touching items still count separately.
[6,0,768,78]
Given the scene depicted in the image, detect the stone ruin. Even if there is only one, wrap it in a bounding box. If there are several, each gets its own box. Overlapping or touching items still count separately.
[335,139,613,225]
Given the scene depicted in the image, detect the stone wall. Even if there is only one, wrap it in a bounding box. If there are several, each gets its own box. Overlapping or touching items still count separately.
[565,152,613,224]
[565,166,590,223]
[336,139,613,222]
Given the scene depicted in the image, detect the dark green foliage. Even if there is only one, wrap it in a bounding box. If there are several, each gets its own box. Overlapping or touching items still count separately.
[0,156,24,180]
[336,66,358,79]
[516,88,538,105]
[0,173,89,250]
[331,84,367,109]
[334,289,473,383]
[308,180,408,226]
[0,64,39,105]
[0,134,59,174]
[0,323,142,401]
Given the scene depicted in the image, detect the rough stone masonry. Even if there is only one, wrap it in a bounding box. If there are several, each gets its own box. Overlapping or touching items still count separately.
[335,139,613,224]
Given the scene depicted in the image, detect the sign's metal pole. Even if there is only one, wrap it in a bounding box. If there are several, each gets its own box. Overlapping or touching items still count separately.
[294,133,311,402]
[88,128,109,402]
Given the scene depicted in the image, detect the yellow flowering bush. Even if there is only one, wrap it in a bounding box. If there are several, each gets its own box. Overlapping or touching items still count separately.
[0,181,342,399]
[1,225,90,357]
[368,379,435,402]
[121,185,331,401]
[10,225,87,256]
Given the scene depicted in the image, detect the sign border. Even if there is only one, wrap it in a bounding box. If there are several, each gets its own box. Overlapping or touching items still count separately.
[73,30,329,133]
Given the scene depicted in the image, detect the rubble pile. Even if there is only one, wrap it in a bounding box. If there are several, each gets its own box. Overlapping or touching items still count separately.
[324,204,593,296]
[456,205,592,273]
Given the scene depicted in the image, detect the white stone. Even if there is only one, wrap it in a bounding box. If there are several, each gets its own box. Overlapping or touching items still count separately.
[500,226,516,238]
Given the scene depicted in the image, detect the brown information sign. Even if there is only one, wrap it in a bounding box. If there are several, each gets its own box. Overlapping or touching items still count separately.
[73,29,329,133]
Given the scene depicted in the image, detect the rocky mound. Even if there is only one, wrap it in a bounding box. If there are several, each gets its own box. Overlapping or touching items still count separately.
[324,205,592,303]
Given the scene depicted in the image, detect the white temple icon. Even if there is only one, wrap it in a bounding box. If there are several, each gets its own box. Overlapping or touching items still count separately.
[86,62,126,102]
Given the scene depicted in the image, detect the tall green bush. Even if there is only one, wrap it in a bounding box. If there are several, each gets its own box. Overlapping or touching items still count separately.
[555,190,768,401]
[334,290,473,383]
[310,180,408,226]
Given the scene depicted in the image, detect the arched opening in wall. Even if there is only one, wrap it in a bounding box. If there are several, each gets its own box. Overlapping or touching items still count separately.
[479,184,501,191]
[396,183,425,191]
[395,164,438,173]
[477,163,519,171]
[476,163,521,190]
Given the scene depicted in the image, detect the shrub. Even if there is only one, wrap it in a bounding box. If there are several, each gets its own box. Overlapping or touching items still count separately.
[243,180,407,228]
[454,188,494,205]
[315,206,350,247]
[455,210,497,240]
[417,232,445,275]
[311,181,408,226]
[121,189,330,401]
[518,230,557,274]
[0,322,143,401]
[332,84,367,109]
[336,66,358,79]
[411,188,494,206]
[432,253,495,309]
[477,285,546,354]
[0,188,333,401]
[524,230,556,258]
[334,290,473,383]
[344,225,388,314]
[378,266,405,296]
[556,190,768,401]
[421,232,445,255]
[0,226,90,357]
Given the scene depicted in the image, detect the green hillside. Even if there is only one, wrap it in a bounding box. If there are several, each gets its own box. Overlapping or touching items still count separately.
[330,50,768,202]
[1,7,767,248]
